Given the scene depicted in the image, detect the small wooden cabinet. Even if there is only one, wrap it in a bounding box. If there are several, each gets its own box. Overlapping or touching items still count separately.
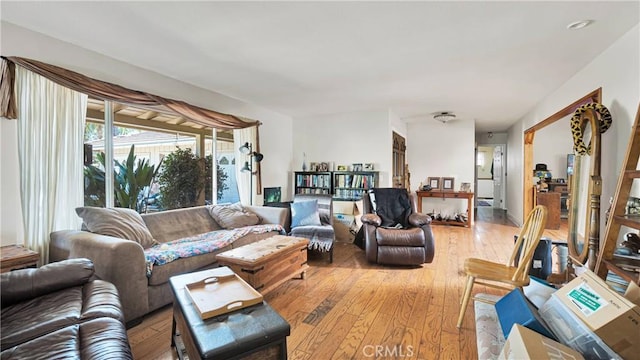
[535,191,561,230]
[1,245,39,273]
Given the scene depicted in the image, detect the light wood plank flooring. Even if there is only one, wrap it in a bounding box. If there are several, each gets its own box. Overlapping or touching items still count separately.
[127,210,568,360]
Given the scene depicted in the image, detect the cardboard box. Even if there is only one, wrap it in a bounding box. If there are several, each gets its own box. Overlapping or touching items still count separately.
[498,324,584,360]
[554,269,640,358]
[333,201,356,215]
[495,288,556,340]
[539,294,621,360]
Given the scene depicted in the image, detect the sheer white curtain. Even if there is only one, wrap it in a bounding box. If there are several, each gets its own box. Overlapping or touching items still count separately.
[234,126,257,205]
[15,66,87,264]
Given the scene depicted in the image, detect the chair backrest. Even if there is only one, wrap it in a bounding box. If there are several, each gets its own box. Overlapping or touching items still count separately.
[362,188,417,215]
[293,193,333,225]
[508,205,548,282]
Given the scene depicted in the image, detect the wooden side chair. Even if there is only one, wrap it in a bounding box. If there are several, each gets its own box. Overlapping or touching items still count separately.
[456,205,548,328]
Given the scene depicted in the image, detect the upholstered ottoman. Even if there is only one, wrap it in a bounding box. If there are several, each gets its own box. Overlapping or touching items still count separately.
[169,268,290,360]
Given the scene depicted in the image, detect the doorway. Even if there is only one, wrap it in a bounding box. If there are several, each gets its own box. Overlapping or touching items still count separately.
[475,144,506,209]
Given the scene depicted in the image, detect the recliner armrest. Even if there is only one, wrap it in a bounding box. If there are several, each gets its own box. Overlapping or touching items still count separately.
[408,213,432,227]
[361,213,382,227]
[0,258,94,307]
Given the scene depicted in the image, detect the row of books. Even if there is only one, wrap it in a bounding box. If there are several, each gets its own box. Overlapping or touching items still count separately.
[295,174,331,188]
[296,188,330,195]
[334,174,375,189]
[333,189,366,200]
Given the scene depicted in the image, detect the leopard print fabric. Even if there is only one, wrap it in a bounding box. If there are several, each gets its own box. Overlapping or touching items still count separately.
[570,103,612,155]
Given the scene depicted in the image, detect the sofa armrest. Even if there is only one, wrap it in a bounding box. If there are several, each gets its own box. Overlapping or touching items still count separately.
[50,230,149,322]
[246,205,288,228]
[1,258,94,307]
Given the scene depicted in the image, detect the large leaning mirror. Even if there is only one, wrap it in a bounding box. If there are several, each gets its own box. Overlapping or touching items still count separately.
[523,88,603,270]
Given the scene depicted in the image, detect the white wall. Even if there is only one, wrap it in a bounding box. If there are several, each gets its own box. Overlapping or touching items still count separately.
[292,109,392,193]
[533,117,574,181]
[0,22,294,245]
[506,24,640,227]
[407,119,476,216]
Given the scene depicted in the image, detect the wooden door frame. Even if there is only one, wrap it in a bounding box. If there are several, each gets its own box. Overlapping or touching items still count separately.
[522,88,602,219]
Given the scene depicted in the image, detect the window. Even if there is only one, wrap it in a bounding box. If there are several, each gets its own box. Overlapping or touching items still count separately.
[83,99,237,212]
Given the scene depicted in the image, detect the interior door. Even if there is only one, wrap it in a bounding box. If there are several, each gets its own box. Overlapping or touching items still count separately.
[493,145,504,209]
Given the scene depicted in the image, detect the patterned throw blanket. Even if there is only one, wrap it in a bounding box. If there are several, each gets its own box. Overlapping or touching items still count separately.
[144,224,284,277]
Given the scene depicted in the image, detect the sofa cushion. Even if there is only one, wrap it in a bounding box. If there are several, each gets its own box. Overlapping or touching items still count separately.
[0,318,132,360]
[142,206,221,242]
[76,207,157,249]
[207,203,261,229]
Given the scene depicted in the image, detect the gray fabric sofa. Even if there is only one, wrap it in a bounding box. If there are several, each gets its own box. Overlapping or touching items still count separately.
[1,258,132,359]
[49,205,288,325]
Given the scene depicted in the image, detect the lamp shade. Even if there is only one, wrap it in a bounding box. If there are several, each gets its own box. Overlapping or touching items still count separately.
[239,142,251,154]
[253,152,264,162]
[240,161,251,172]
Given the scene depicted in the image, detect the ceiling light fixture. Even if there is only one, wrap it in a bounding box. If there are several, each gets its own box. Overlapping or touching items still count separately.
[566,20,593,30]
[433,112,456,123]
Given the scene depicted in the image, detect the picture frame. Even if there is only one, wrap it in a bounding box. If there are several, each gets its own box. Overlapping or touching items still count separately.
[337,165,348,171]
[309,162,318,172]
[427,177,441,190]
[442,177,455,190]
[263,187,282,204]
[318,162,330,172]
[352,163,363,172]
[364,163,374,171]
[460,182,471,192]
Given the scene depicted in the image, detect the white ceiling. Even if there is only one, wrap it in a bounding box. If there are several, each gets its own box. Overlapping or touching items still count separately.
[1,1,638,131]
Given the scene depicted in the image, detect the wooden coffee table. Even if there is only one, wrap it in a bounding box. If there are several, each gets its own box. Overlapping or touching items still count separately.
[216,235,309,294]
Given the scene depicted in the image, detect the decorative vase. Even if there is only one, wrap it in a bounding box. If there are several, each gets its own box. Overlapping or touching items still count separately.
[302,152,307,171]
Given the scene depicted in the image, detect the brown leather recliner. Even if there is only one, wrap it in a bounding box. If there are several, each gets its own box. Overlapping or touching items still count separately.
[0,258,133,359]
[361,188,435,266]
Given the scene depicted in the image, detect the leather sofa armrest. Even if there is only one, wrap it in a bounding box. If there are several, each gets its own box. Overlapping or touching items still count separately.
[408,213,432,227]
[51,230,149,322]
[361,213,382,227]
[1,258,94,307]
[246,205,288,228]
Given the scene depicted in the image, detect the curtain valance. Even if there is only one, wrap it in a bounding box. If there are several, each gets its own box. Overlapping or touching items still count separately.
[0,56,258,130]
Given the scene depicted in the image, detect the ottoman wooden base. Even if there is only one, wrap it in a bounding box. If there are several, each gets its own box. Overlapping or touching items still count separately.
[216,235,309,294]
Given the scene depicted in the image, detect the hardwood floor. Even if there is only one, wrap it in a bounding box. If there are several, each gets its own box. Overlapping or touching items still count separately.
[127,211,566,360]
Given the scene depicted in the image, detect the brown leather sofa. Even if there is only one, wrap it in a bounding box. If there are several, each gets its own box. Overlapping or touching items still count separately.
[0,258,132,359]
[361,188,435,265]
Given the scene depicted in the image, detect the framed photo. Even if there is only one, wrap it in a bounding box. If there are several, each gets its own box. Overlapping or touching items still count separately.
[427,177,441,190]
[352,163,363,171]
[318,162,329,172]
[337,164,348,171]
[460,182,471,192]
[364,163,374,171]
[442,177,455,190]
[309,162,318,171]
[263,187,282,204]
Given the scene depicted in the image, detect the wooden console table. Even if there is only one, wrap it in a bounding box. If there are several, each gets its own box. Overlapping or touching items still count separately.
[416,190,475,227]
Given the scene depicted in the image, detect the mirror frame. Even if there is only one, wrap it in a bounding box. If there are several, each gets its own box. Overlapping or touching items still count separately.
[523,88,602,262]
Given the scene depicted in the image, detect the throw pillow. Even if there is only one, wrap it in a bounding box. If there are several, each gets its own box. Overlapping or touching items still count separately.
[291,200,321,228]
[207,202,261,229]
[75,207,157,249]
